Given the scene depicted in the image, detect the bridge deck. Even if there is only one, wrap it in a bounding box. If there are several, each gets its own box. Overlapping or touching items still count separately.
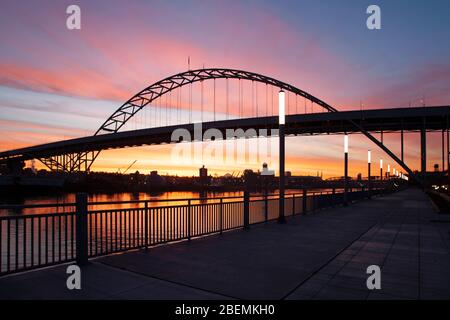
[1,106,449,161]
[0,188,449,299]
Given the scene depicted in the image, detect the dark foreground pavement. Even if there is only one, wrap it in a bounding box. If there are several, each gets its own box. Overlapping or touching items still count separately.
[0,188,449,300]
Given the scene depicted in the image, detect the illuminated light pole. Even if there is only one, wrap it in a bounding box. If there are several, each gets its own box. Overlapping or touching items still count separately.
[278,90,286,224]
[380,159,383,182]
[344,134,349,206]
[387,164,391,180]
[368,150,372,199]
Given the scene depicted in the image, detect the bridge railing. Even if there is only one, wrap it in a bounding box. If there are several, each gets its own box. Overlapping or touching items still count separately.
[0,187,390,276]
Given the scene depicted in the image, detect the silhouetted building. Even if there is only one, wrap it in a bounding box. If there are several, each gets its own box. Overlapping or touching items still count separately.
[147,171,166,186]
[287,175,322,187]
[243,169,258,189]
[199,165,210,186]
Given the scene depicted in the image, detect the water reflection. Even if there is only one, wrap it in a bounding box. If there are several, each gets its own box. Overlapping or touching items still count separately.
[0,189,340,216]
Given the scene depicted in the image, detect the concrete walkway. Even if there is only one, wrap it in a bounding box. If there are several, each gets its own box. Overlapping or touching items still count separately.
[1,189,449,300]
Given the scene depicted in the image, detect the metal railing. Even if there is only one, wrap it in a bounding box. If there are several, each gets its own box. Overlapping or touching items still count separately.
[0,187,388,276]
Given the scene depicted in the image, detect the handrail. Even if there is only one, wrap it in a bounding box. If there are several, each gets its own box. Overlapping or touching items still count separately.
[0,191,320,210]
[0,188,384,212]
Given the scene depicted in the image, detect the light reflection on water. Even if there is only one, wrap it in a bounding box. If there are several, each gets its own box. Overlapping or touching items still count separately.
[0,189,340,216]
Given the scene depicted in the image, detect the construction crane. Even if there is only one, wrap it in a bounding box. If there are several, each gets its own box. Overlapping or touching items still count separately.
[117,160,137,174]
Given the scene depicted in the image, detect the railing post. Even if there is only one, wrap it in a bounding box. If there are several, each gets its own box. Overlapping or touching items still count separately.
[302,189,307,214]
[187,199,191,241]
[243,191,250,230]
[75,193,89,266]
[332,188,336,207]
[144,201,149,251]
[264,193,268,222]
[219,198,223,235]
[292,194,295,216]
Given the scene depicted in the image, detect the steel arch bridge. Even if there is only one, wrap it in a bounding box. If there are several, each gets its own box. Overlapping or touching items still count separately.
[11,68,424,184]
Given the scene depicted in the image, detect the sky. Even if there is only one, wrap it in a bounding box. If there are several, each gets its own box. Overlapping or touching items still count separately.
[0,0,449,177]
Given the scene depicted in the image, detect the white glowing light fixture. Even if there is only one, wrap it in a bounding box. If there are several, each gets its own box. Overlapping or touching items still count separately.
[344,135,349,153]
[380,159,383,169]
[368,150,371,164]
[279,90,285,125]
[388,164,391,173]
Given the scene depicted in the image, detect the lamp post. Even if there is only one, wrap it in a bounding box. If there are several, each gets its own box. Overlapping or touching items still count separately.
[368,150,371,199]
[344,134,349,206]
[278,90,286,224]
[380,159,383,182]
[387,164,390,180]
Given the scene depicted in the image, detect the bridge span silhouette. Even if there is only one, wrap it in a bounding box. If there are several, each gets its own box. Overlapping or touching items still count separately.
[1,68,450,185]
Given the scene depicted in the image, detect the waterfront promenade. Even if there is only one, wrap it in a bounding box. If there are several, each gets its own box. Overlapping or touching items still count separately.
[0,188,449,300]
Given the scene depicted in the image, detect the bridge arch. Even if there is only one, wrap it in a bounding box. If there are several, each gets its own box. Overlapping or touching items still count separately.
[96,68,337,135]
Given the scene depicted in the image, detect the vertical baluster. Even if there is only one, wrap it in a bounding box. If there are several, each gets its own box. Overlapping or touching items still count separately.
[94,211,98,254]
[7,219,10,272]
[219,199,223,234]
[23,218,27,269]
[144,202,148,249]
[89,213,92,256]
[115,211,118,252]
[38,218,41,266]
[15,219,19,270]
[100,212,103,253]
[188,200,191,241]
[71,214,75,259]
[110,211,113,252]
[119,211,123,251]
[45,216,48,265]
[176,206,179,239]
[151,208,155,245]
[0,220,2,273]
[131,210,134,248]
[105,211,109,254]
[135,209,138,247]
[165,207,168,242]
[64,214,68,261]
[159,208,162,244]
[58,216,61,262]
[51,215,55,263]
